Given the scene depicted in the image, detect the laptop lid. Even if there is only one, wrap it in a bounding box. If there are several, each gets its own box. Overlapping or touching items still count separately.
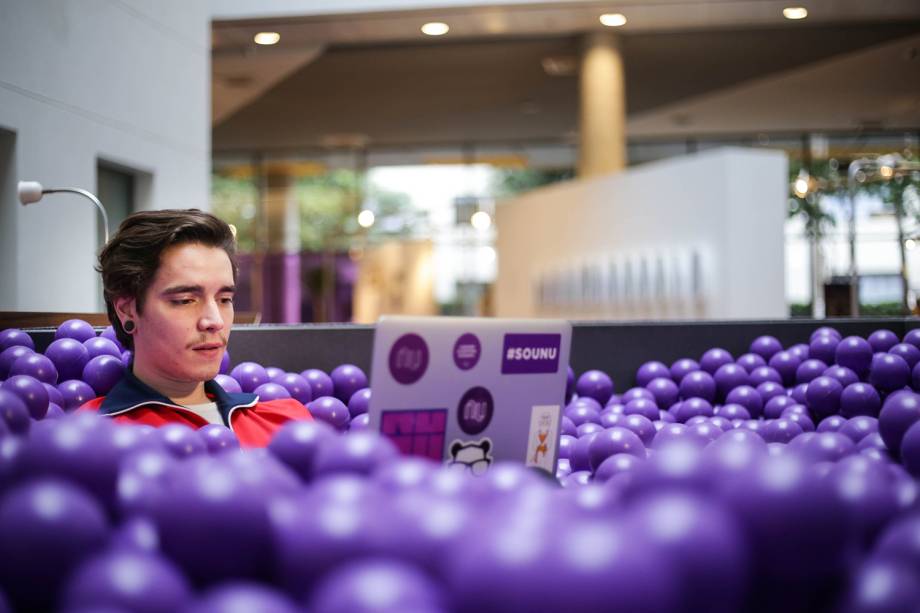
[368,316,572,475]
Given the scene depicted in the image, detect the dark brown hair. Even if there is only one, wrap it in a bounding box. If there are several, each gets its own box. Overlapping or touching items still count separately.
[97,209,238,349]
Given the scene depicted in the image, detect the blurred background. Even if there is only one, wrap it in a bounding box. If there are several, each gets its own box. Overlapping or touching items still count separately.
[1,0,918,323]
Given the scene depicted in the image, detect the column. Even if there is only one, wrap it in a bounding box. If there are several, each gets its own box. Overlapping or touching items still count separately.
[579,31,627,178]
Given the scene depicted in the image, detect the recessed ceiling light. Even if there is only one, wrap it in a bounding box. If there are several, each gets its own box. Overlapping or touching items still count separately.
[599,13,627,27]
[782,7,808,20]
[253,32,280,45]
[421,22,449,36]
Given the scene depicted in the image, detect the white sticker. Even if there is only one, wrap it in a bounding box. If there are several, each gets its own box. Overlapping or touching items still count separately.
[525,404,561,473]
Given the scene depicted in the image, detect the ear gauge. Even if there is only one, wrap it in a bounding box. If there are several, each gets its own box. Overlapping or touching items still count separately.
[123,320,136,333]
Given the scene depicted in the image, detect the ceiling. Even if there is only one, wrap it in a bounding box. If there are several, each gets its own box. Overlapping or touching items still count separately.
[211,0,920,154]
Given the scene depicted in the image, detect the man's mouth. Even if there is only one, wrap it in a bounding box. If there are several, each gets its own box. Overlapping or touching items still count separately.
[192,343,224,351]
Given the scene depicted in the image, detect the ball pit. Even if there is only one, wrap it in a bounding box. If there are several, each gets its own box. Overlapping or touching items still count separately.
[2,320,920,611]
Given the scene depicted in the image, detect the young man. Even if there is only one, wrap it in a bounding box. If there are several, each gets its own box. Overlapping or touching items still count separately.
[80,209,311,447]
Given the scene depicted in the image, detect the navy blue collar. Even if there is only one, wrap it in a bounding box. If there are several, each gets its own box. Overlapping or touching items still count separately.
[99,369,258,426]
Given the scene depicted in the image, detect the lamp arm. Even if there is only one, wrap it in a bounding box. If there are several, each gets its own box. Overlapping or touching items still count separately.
[43,187,110,244]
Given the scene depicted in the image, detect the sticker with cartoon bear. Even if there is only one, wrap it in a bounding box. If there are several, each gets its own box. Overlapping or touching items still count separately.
[447,437,493,476]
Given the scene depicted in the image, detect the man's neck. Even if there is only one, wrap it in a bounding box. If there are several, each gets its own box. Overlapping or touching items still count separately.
[132,360,209,406]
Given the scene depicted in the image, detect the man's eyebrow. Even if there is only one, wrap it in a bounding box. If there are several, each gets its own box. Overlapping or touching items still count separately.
[161,284,236,295]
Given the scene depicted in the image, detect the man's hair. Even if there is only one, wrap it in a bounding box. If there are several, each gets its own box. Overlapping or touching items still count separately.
[97,209,238,350]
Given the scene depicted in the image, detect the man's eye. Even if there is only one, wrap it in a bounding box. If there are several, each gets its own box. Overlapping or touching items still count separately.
[221,297,234,305]
[171,298,194,306]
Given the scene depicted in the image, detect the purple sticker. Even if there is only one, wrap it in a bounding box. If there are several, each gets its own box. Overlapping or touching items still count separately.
[501,333,561,375]
[380,408,447,461]
[453,333,481,371]
[457,386,493,435]
[388,333,429,385]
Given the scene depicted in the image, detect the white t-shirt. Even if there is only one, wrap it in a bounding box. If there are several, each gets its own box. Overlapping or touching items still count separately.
[183,401,224,426]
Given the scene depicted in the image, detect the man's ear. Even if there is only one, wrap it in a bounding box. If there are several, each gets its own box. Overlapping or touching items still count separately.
[113,296,137,328]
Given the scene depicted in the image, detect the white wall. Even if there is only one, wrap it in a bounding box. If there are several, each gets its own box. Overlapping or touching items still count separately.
[494,147,788,319]
[0,0,210,312]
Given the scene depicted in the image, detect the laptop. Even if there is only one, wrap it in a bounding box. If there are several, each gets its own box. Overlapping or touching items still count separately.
[367,316,572,475]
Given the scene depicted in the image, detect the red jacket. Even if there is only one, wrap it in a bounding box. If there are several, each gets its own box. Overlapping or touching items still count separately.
[80,370,312,448]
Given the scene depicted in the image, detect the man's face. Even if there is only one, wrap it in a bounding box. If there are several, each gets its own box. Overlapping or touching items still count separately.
[128,242,235,385]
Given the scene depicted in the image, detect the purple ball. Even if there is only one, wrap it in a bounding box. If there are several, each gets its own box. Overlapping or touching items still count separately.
[560,416,577,437]
[756,381,785,404]
[762,418,804,444]
[57,379,97,410]
[901,420,920,477]
[836,336,874,376]
[0,328,34,352]
[9,353,58,385]
[588,427,645,470]
[626,491,749,613]
[42,383,63,408]
[763,394,795,419]
[230,362,269,394]
[811,326,842,342]
[805,376,844,420]
[750,335,782,360]
[82,355,125,396]
[1,375,48,419]
[44,403,65,420]
[868,329,900,353]
[565,399,602,426]
[301,368,334,399]
[347,388,371,418]
[903,328,920,349]
[44,338,90,382]
[736,353,767,374]
[713,363,749,401]
[841,558,920,613]
[558,434,577,459]
[784,411,815,432]
[679,370,716,402]
[310,559,445,613]
[349,413,369,431]
[816,415,848,434]
[0,479,109,610]
[566,365,575,400]
[577,422,603,438]
[838,416,878,443]
[570,432,597,471]
[769,352,801,386]
[725,385,764,419]
[749,365,782,387]
[889,342,920,370]
[645,377,679,409]
[879,391,920,457]
[636,361,670,387]
[621,387,654,403]
[791,383,809,405]
[157,423,207,459]
[277,372,313,405]
[0,345,33,379]
[823,365,859,388]
[594,453,642,483]
[313,431,399,478]
[253,382,291,401]
[219,350,231,375]
[788,343,810,361]
[188,583,299,613]
[267,419,338,482]
[670,358,700,383]
[623,398,659,421]
[869,353,911,392]
[840,382,882,418]
[55,319,96,343]
[199,424,240,454]
[675,397,714,423]
[808,334,839,366]
[309,396,351,430]
[796,358,828,384]
[265,366,284,381]
[122,350,133,366]
[63,550,192,613]
[619,413,656,446]
[213,373,242,394]
[874,512,920,574]
[576,369,614,405]
[83,337,122,361]
[330,364,368,403]
[99,325,123,351]
[716,403,751,420]
[0,389,30,435]
[700,348,733,375]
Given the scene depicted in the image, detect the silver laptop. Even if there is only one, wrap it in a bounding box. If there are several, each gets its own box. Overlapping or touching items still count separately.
[368,316,572,475]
